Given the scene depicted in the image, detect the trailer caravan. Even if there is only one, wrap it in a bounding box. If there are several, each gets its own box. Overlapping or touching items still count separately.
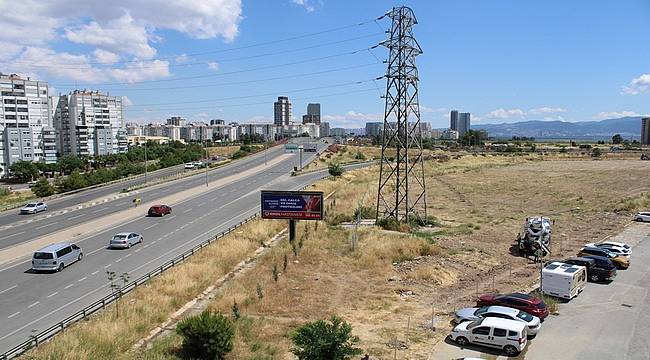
[541,262,587,300]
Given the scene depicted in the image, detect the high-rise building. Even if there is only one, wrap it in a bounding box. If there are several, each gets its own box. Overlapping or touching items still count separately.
[450,110,459,132]
[166,116,185,126]
[365,122,383,137]
[320,122,330,137]
[458,112,471,137]
[642,117,650,145]
[0,73,54,177]
[307,103,320,117]
[54,90,125,157]
[274,96,291,126]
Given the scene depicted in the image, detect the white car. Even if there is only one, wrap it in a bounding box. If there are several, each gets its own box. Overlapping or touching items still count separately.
[585,242,630,257]
[599,241,631,252]
[110,232,143,249]
[450,317,528,356]
[634,212,650,222]
[453,305,541,336]
[184,163,195,169]
[20,202,47,214]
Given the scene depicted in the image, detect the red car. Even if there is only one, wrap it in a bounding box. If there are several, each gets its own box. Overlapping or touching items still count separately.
[148,205,172,217]
[477,293,549,320]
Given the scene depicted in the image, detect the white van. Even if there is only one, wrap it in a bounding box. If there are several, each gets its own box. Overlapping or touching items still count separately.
[450,317,528,356]
[541,262,587,300]
[32,243,83,272]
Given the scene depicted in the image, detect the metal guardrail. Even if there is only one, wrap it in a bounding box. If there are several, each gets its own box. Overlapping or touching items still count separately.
[0,212,260,360]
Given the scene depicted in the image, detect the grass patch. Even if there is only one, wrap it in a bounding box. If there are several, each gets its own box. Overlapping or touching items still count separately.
[610,192,650,213]
[531,290,560,315]
[0,189,35,209]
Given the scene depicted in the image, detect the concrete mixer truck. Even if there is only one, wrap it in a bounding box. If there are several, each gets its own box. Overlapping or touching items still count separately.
[516,216,552,260]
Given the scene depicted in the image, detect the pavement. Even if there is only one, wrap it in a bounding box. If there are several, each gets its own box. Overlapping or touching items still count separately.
[430,222,650,360]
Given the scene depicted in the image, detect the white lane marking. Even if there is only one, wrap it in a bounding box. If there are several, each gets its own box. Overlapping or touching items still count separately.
[125,254,132,258]
[150,240,157,245]
[36,222,57,230]
[47,292,58,298]
[164,215,177,221]
[91,207,109,214]
[87,247,104,256]
[0,285,18,295]
[68,213,85,220]
[64,284,74,289]
[91,270,99,275]
[0,231,26,241]
[78,276,87,282]
[143,244,150,248]
[104,264,111,268]
[134,248,141,253]
[115,258,122,263]
[183,208,192,213]
[27,301,40,308]
[144,223,158,231]
[198,202,206,207]
[7,312,20,319]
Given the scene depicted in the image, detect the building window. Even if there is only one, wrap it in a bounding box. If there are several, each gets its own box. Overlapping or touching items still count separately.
[4,115,16,120]
[3,99,15,104]
[16,99,27,104]
[4,107,16,112]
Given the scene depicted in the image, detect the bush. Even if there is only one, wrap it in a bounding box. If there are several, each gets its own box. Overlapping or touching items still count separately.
[231,150,249,159]
[376,217,410,232]
[354,152,366,160]
[31,177,56,197]
[176,310,234,360]
[591,148,602,158]
[354,205,376,219]
[328,162,344,177]
[0,187,9,197]
[291,316,362,360]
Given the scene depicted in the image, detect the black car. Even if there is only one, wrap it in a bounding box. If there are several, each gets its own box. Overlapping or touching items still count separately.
[562,256,616,282]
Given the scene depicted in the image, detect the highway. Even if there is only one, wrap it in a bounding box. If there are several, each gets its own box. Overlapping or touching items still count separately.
[0,144,294,250]
[0,139,362,353]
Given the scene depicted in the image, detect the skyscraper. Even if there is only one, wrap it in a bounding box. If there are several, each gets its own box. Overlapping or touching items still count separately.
[450,110,459,132]
[642,117,650,145]
[302,103,321,125]
[274,96,291,126]
[458,112,471,137]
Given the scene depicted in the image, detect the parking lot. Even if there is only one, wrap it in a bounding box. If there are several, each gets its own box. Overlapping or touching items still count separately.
[431,223,650,360]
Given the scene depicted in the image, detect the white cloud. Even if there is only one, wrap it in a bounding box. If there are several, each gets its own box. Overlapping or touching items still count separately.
[174,54,189,64]
[93,49,120,64]
[486,108,525,119]
[592,111,642,120]
[622,73,650,95]
[121,96,134,106]
[528,107,567,115]
[207,61,220,71]
[246,115,273,123]
[292,0,316,12]
[420,105,447,113]
[108,60,171,83]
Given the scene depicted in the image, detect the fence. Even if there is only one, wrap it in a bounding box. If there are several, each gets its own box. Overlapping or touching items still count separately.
[0,212,260,360]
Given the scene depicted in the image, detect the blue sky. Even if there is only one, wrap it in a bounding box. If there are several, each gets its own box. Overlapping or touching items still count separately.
[1,0,648,128]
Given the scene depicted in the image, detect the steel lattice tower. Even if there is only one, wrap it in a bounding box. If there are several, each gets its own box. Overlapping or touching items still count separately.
[376,6,427,222]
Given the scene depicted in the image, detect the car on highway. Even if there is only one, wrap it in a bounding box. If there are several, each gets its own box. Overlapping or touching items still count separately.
[450,317,528,356]
[453,305,541,336]
[148,204,172,217]
[584,242,631,257]
[110,232,143,249]
[32,243,83,272]
[184,163,195,169]
[577,247,629,269]
[561,256,616,282]
[477,293,549,320]
[20,201,47,214]
[634,211,650,222]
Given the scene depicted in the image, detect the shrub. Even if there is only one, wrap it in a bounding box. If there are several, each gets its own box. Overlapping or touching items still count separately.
[291,316,363,360]
[328,162,344,177]
[0,186,10,197]
[376,217,410,232]
[31,177,56,197]
[354,152,366,160]
[354,205,376,219]
[591,148,602,158]
[176,310,234,360]
[231,150,249,159]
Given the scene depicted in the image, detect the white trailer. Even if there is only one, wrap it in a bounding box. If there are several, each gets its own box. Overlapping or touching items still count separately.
[541,262,587,300]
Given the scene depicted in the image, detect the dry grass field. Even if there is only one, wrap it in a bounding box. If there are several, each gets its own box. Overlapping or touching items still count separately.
[24,151,650,359]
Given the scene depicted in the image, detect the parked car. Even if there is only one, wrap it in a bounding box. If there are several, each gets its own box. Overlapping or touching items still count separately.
[584,242,630,257]
[193,161,205,168]
[184,163,195,169]
[110,232,143,249]
[148,204,172,217]
[477,293,549,320]
[450,317,528,356]
[453,305,541,336]
[634,212,650,222]
[578,247,629,269]
[32,243,83,272]
[20,202,47,214]
[599,241,631,252]
[562,256,616,282]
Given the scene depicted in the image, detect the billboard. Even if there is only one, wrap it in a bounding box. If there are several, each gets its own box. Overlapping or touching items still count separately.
[261,190,323,220]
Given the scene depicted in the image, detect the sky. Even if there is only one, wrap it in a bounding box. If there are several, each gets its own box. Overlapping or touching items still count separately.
[1,0,649,129]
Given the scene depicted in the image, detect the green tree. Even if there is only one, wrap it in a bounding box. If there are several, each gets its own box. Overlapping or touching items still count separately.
[58,155,87,175]
[612,134,623,144]
[591,147,603,158]
[9,161,39,182]
[176,310,234,360]
[291,316,363,360]
[328,162,344,177]
[459,130,484,146]
[31,177,56,197]
[57,171,88,192]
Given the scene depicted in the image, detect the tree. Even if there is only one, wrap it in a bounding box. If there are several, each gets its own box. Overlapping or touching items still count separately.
[591,147,602,158]
[31,177,55,197]
[9,161,39,182]
[58,155,86,175]
[291,316,363,360]
[176,310,234,360]
[328,162,344,177]
[459,130,484,146]
[612,134,623,144]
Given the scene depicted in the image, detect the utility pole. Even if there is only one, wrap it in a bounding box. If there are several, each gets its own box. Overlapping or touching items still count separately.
[265,141,268,166]
[144,141,148,184]
[376,6,427,223]
[299,147,303,170]
[204,139,209,187]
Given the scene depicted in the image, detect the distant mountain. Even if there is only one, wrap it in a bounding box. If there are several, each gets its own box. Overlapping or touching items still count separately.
[471,117,644,139]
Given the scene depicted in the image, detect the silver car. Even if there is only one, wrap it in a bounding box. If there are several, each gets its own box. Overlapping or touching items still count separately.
[110,232,143,249]
[453,305,541,336]
[32,243,83,272]
[634,212,650,222]
[20,202,47,214]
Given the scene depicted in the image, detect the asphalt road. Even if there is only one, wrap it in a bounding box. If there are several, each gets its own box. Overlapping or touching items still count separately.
[0,143,304,251]
[431,223,650,360]
[0,139,356,353]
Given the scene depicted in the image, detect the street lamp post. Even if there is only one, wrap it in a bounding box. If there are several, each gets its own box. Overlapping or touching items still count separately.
[204,139,209,187]
[144,141,148,184]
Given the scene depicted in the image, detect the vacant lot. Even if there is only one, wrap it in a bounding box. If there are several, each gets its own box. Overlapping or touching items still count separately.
[133,153,650,359]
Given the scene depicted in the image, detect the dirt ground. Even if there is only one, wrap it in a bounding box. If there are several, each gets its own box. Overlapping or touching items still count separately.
[141,153,650,359]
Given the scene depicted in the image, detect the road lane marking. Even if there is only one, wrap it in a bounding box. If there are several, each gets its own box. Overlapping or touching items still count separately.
[78,277,87,282]
[164,215,177,221]
[36,222,57,230]
[91,207,109,214]
[143,244,150,248]
[47,292,58,298]
[115,258,122,263]
[198,202,206,207]
[143,223,158,231]
[150,240,157,245]
[135,248,141,253]
[0,285,18,294]
[104,264,111,268]
[68,213,85,220]
[64,284,74,289]
[125,254,132,258]
[0,231,26,241]
[91,270,99,275]
[7,312,19,319]
[28,301,40,308]
[183,208,192,213]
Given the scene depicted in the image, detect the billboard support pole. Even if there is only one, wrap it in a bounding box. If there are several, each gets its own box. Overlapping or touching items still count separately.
[289,219,296,242]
